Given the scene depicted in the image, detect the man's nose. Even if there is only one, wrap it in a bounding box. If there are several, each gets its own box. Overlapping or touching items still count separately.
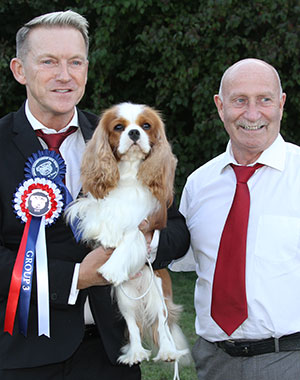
[56,62,72,81]
[244,101,261,122]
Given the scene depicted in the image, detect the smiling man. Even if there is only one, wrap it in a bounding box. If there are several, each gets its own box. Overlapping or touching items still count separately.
[11,13,89,131]
[0,10,190,380]
[172,58,300,379]
[214,59,286,165]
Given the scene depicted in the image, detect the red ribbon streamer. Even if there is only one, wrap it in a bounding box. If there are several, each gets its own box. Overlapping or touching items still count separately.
[4,214,32,335]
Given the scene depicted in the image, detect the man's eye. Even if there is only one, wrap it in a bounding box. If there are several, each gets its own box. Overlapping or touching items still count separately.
[71,60,82,66]
[233,98,246,107]
[42,60,54,65]
[142,123,151,130]
[261,97,271,103]
[114,124,125,132]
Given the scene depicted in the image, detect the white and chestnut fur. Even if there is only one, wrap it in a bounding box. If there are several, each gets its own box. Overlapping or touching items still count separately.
[66,102,189,365]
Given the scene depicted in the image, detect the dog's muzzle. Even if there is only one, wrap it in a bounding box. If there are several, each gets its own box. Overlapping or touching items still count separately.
[128,129,140,142]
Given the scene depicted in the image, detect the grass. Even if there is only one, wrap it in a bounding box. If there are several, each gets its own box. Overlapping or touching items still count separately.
[141,271,198,380]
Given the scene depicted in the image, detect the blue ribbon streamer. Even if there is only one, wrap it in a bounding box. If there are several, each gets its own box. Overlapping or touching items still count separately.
[64,203,82,243]
[18,216,41,336]
[57,178,73,207]
[56,178,83,242]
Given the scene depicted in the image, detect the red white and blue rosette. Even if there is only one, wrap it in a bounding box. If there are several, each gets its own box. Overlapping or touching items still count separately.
[4,150,69,338]
[13,177,64,224]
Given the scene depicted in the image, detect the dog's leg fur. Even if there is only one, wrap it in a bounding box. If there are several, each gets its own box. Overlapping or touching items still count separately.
[115,282,151,365]
[114,267,190,365]
[98,229,147,285]
[150,274,185,362]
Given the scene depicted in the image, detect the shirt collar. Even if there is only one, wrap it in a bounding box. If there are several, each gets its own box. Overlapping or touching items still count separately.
[220,134,286,173]
[25,100,79,134]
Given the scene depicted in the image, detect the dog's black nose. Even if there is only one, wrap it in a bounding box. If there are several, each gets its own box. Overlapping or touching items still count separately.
[128,129,140,142]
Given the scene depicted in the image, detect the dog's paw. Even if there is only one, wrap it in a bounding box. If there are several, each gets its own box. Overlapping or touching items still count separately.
[118,344,151,366]
[98,261,128,286]
[153,348,190,363]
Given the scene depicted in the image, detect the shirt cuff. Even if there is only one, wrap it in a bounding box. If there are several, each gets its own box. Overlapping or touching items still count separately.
[149,229,160,263]
[68,263,80,305]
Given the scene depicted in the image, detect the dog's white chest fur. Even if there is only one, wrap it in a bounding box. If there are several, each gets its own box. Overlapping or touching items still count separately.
[67,154,159,285]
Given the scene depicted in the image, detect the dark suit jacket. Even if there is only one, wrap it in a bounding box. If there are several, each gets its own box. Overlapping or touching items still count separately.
[0,104,190,369]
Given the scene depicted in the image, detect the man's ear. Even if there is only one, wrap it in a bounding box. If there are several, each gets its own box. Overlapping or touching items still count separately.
[10,58,27,85]
[279,92,286,121]
[214,94,225,123]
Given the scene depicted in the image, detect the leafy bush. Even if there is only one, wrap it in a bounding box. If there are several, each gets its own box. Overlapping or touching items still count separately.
[1,0,299,196]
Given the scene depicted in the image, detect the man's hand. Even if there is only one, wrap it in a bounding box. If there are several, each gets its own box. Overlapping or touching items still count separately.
[77,246,113,289]
[139,219,154,254]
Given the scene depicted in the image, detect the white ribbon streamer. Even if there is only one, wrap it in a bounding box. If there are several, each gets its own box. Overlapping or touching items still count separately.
[35,217,50,337]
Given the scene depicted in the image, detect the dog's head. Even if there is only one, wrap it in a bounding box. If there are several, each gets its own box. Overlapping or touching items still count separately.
[81,103,177,225]
[99,102,164,161]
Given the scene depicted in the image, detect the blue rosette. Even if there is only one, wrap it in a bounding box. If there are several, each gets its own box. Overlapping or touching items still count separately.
[6,150,74,338]
[24,149,73,206]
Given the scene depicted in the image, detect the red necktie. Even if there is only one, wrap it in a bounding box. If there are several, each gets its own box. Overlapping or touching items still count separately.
[35,126,77,155]
[211,163,263,336]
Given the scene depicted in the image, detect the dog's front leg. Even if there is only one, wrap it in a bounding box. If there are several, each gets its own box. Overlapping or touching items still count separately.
[98,229,147,286]
[116,286,151,366]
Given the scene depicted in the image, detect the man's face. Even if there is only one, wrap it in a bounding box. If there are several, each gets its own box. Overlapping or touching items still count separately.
[214,61,286,164]
[13,26,88,126]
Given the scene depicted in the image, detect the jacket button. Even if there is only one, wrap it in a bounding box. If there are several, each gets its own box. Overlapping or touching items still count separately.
[51,293,58,301]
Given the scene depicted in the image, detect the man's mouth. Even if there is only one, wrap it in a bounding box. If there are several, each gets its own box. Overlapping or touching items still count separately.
[53,89,72,93]
[238,121,266,131]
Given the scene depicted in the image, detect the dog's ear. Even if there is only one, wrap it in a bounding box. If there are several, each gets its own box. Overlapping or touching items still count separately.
[138,117,177,228]
[81,117,119,199]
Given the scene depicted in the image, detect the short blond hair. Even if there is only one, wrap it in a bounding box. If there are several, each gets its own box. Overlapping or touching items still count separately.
[16,10,89,60]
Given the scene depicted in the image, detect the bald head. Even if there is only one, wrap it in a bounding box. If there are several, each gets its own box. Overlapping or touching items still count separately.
[214,58,286,165]
[218,58,283,101]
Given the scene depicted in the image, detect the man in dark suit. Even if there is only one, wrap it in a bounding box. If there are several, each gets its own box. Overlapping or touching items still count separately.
[0,10,190,380]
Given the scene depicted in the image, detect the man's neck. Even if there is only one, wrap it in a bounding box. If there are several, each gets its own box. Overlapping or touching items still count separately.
[25,101,78,132]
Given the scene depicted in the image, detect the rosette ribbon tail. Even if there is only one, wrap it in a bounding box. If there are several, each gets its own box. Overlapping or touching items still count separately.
[4,215,33,335]
[5,215,50,337]
[18,216,41,336]
[35,217,50,337]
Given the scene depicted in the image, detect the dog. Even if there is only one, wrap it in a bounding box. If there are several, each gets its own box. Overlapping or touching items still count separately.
[66,102,190,365]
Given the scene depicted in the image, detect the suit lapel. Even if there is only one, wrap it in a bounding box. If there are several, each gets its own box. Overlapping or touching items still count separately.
[78,109,97,142]
[12,105,43,160]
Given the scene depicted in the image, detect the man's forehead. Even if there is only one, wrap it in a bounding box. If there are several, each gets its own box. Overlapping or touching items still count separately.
[26,26,87,59]
[27,26,85,47]
[226,61,275,82]
[223,62,280,97]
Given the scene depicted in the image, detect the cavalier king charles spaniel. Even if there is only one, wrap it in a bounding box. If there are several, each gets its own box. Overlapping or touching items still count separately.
[66,102,189,365]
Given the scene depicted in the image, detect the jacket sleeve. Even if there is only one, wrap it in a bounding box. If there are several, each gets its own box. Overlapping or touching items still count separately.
[152,200,190,270]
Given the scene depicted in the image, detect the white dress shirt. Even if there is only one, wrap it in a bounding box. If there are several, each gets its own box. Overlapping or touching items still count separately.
[25,101,85,200]
[171,134,300,342]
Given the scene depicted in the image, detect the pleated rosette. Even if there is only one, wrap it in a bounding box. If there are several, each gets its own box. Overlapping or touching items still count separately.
[5,151,68,338]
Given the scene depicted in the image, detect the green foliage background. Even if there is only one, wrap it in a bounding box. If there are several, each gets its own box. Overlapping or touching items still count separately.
[1,2,299,377]
[1,0,300,196]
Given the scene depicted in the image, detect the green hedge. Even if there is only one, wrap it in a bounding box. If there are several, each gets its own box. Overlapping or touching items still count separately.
[1,0,300,196]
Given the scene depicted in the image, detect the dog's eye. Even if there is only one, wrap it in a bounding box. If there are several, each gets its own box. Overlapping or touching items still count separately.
[114,124,125,132]
[142,123,151,130]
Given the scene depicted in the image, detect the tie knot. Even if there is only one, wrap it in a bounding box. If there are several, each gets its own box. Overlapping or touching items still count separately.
[231,163,263,184]
[35,126,77,153]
